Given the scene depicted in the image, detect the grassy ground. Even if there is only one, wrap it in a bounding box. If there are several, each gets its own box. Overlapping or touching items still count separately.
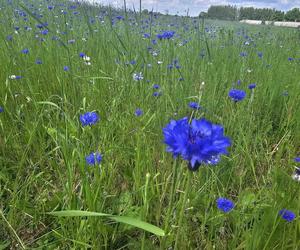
[0,0,300,249]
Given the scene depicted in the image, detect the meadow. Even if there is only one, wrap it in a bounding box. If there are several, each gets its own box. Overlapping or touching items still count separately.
[0,0,300,249]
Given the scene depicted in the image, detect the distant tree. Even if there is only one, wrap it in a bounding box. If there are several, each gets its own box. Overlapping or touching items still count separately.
[199,11,207,18]
[207,5,237,21]
[205,5,294,22]
[239,7,284,21]
[142,9,148,15]
[272,10,284,21]
[285,8,300,22]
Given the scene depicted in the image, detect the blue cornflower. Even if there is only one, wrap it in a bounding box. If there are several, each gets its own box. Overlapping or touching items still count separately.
[257,52,263,58]
[63,66,69,71]
[237,80,241,85]
[35,59,42,65]
[79,52,86,58]
[80,112,99,127]
[288,57,294,61]
[153,84,160,89]
[86,152,102,166]
[41,29,49,35]
[279,209,296,222]
[248,83,256,90]
[189,102,201,110]
[143,33,150,38]
[240,52,247,57]
[116,15,124,20]
[228,89,246,102]
[6,35,13,41]
[152,39,157,45]
[153,92,161,97]
[167,64,173,70]
[0,107,3,113]
[216,198,235,213]
[163,117,231,170]
[135,108,143,117]
[21,48,29,54]
[36,24,44,29]
[294,157,300,163]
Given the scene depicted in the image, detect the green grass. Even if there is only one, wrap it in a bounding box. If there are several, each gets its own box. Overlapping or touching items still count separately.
[0,0,300,249]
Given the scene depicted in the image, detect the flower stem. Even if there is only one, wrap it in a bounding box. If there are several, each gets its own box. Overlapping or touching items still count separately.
[161,159,178,249]
[174,171,192,249]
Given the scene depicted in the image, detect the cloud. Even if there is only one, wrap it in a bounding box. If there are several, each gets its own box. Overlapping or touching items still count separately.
[87,0,300,16]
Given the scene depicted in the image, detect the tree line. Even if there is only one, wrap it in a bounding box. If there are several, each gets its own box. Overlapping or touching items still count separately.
[200,6,300,22]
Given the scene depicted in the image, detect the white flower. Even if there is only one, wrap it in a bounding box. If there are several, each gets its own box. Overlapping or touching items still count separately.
[83,56,91,62]
[157,61,163,65]
[9,75,16,80]
[151,51,158,56]
[133,72,143,81]
[292,167,300,182]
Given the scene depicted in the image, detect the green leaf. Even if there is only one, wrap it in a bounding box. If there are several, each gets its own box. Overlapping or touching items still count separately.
[48,210,165,236]
[48,210,110,217]
[111,216,165,236]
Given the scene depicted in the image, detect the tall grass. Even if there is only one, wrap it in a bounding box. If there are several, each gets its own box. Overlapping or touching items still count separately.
[0,0,299,249]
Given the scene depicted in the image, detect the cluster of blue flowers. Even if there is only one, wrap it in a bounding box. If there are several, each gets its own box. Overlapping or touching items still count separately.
[163,116,296,221]
[86,152,102,166]
[156,30,175,40]
[216,198,295,222]
[79,112,102,166]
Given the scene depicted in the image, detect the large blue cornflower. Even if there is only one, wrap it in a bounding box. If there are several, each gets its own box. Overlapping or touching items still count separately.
[163,117,231,171]
[80,112,99,127]
[216,198,235,213]
[228,89,246,102]
[0,107,4,113]
[86,152,102,166]
[279,209,296,222]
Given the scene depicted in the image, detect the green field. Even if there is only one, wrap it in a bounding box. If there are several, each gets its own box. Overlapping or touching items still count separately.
[0,0,300,249]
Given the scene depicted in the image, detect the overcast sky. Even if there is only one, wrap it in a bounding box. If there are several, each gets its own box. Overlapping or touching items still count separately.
[85,0,300,16]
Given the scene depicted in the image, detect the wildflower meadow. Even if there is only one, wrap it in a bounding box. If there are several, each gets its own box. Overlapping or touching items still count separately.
[0,0,300,249]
